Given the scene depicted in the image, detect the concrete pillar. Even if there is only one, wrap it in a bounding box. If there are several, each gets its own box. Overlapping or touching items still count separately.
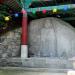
[21,9,28,59]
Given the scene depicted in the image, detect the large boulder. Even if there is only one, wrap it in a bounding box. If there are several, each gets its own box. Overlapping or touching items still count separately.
[28,17,75,58]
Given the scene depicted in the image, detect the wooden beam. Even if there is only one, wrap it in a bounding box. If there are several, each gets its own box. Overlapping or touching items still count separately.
[24,0,55,8]
[25,4,75,12]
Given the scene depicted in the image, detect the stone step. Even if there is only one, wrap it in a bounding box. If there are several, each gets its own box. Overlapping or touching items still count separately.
[0,57,74,69]
[0,67,73,75]
[21,58,73,69]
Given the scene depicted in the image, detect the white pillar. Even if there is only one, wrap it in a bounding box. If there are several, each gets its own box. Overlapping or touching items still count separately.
[21,45,28,58]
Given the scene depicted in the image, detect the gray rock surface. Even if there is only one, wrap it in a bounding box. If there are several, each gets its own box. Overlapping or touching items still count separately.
[0,28,21,58]
[28,17,75,58]
[0,17,75,69]
[0,17,75,59]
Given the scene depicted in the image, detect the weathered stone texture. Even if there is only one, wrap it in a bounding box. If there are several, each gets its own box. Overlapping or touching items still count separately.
[0,28,21,58]
[28,17,75,58]
[0,17,75,59]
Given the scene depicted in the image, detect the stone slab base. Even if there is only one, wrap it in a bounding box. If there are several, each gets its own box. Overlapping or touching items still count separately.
[0,58,74,69]
[0,67,68,75]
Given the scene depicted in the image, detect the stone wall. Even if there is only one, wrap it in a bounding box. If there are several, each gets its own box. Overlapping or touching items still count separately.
[0,28,21,58]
